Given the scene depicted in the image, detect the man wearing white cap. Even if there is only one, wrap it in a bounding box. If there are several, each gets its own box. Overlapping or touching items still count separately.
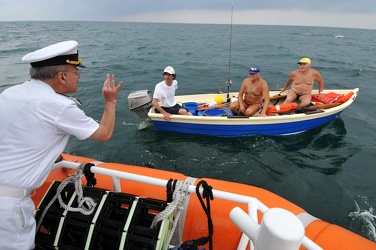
[0,40,123,249]
[280,57,324,108]
[152,66,192,120]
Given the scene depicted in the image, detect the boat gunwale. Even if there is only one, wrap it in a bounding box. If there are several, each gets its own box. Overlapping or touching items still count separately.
[148,88,359,125]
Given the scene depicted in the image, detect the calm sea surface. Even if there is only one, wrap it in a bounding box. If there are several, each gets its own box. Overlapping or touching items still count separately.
[1,21,376,242]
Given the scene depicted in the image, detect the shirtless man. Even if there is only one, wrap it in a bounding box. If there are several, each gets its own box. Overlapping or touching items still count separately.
[280,57,324,108]
[230,66,270,117]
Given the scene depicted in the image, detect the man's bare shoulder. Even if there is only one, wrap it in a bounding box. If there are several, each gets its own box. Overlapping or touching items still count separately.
[290,69,300,76]
[310,68,321,75]
[242,78,250,84]
[290,69,300,75]
[260,77,268,85]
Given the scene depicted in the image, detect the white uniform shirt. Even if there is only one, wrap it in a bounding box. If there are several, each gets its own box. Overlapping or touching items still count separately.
[153,80,178,107]
[0,79,99,190]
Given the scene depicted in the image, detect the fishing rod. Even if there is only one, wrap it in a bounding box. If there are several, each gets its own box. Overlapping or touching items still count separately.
[226,2,234,102]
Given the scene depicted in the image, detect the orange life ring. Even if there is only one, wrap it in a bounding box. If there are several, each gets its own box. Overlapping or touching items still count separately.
[335,92,354,104]
[267,103,298,113]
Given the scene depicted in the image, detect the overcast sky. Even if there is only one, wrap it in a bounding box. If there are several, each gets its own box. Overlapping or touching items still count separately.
[1,0,375,30]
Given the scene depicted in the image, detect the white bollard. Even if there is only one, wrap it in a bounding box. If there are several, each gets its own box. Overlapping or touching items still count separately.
[230,207,305,250]
[229,207,260,243]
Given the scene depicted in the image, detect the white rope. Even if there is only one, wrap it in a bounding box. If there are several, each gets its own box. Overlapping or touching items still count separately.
[36,163,97,233]
[150,180,191,250]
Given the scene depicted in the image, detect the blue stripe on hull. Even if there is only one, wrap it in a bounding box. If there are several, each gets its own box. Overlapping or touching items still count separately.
[152,112,342,136]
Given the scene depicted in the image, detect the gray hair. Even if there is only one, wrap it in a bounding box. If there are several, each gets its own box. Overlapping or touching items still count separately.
[29,65,69,80]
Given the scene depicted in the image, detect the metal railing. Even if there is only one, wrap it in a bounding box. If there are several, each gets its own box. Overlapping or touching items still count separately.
[53,160,322,250]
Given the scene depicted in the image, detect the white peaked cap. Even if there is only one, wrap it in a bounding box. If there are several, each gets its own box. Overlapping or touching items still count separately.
[22,40,85,68]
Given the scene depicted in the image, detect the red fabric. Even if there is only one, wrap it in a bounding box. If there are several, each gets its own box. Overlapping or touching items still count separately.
[312,92,342,104]
[336,92,354,103]
[267,103,298,113]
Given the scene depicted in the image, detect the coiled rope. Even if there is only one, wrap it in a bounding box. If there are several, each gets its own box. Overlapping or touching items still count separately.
[166,178,178,203]
[150,179,191,250]
[36,162,97,233]
[188,180,214,250]
[169,180,214,250]
[152,179,214,250]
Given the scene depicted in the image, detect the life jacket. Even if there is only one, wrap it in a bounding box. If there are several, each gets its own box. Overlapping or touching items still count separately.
[267,103,298,113]
[312,92,353,105]
[335,92,354,104]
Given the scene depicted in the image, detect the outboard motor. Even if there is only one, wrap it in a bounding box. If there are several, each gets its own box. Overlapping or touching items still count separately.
[127,90,152,129]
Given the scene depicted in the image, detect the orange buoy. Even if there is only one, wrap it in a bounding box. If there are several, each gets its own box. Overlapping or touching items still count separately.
[267,103,298,113]
[336,92,354,104]
[312,92,342,104]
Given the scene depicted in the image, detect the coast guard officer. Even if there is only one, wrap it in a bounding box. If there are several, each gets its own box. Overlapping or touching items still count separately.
[0,40,123,249]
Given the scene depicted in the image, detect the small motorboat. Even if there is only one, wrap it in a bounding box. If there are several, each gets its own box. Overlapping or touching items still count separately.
[128,88,359,136]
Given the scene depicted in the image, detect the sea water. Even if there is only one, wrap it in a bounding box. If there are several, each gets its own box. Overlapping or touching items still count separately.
[1,21,376,242]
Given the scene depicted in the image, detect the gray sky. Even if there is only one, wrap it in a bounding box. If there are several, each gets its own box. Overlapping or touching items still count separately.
[1,0,375,30]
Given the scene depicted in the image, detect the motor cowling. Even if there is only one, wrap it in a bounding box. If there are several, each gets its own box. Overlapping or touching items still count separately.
[128,90,152,121]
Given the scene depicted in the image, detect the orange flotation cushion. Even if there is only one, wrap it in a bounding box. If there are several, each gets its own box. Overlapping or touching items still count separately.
[335,92,354,104]
[312,92,354,105]
[267,102,298,113]
[312,92,342,104]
